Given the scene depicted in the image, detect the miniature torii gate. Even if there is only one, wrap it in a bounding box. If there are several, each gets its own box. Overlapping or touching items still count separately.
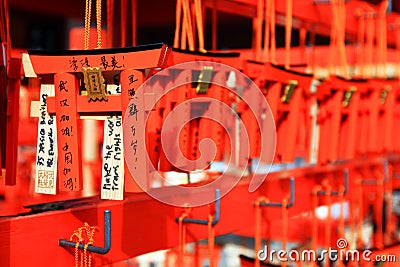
[25,44,256,199]
[25,43,169,196]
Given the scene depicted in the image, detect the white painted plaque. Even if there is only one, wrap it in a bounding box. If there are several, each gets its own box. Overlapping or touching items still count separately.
[35,84,58,194]
[101,85,124,200]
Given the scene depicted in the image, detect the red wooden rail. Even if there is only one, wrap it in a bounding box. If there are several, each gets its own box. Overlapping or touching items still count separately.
[0,155,399,266]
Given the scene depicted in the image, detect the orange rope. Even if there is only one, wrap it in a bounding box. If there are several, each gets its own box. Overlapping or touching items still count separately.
[174,0,183,48]
[339,185,345,238]
[338,0,348,78]
[329,0,337,75]
[263,0,271,61]
[255,197,269,267]
[106,0,114,48]
[357,10,365,78]
[178,213,188,267]
[270,0,276,63]
[69,223,97,267]
[96,0,102,49]
[182,0,195,51]
[337,185,346,267]
[378,1,388,78]
[376,172,384,249]
[325,184,332,267]
[208,214,215,267]
[386,164,393,240]
[356,178,363,248]
[281,198,288,267]
[330,0,349,78]
[84,0,102,49]
[181,11,188,50]
[365,10,374,78]
[84,0,92,50]
[312,186,321,267]
[255,0,263,61]
[285,0,293,69]
[194,0,206,52]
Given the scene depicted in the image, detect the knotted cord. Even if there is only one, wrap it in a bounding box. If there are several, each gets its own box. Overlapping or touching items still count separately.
[69,222,97,267]
[84,0,102,49]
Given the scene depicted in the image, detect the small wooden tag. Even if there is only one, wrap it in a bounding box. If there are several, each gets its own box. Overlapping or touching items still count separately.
[82,67,107,101]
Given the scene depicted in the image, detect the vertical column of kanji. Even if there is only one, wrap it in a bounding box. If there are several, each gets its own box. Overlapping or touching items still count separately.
[101,84,124,200]
[54,73,82,191]
[35,84,58,194]
[121,69,147,192]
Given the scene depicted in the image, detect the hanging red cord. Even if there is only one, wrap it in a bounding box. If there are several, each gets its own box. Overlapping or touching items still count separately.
[255,0,263,61]
[95,0,102,49]
[84,0,92,50]
[194,0,206,52]
[386,163,393,242]
[378,1,388,78]
[330,0,349,78]
[181,10,188,50]
[255,197,269,267]
[357,10,365,78]
[120,0,127,47]
[285,0,293,69]
[178,212,189,267]
[325,183,332,266]
[356,178,363,248]
[312,186,321,267]
[106,0,114,48]
[131,0,137,46]
[174,0,183,48]
[338,0,348,78]
[182,0,195,51]
[263,0,271,62]
[365,9,375,78]
[281,198,288,267]
[376,172,384,249]
[337,185,346,267]
[329,0,338,76]
[208,214,215,267]
[270,0,276,63]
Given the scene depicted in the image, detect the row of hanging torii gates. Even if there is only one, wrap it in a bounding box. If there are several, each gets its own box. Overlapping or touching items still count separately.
[2,0,400,266]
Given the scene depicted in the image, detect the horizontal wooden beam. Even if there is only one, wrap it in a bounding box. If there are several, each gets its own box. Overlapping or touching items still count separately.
[1,154,399,266]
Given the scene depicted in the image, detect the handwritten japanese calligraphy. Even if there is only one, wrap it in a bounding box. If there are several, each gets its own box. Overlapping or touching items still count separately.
[35,84,58,195]
[101,84,125,200]
[68,55,125,72]
[55,73,82,191]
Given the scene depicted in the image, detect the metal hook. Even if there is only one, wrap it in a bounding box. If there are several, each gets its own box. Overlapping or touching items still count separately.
[361,160,389,185]
[59,210,111,255]
[175,189,220,226]
[317,169,349,196]
[258,177,295,208]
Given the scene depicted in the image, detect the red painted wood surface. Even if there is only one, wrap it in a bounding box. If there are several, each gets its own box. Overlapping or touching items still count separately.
[1,155,399,266]
[4,58,22,185]
[54,73,82,191]
[120,69,145,192]
[204,0,400,46]
[27,44,169,75]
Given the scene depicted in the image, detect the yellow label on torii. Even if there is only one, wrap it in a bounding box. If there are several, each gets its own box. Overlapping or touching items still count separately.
[82,67,108,101]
